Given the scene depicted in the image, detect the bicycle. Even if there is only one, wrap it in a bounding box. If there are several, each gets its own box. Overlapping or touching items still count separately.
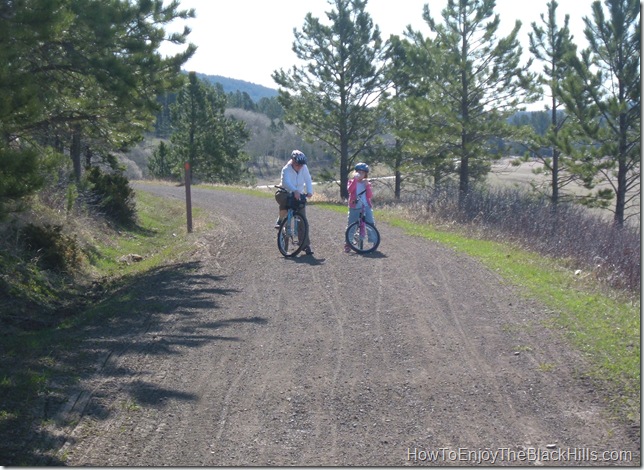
[345,204,380,254]
[275,186,309,257]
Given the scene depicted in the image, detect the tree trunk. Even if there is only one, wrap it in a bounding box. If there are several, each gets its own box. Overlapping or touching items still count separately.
[551,103,559,213]
[340,136,349,200]
[458,155,469,207]
[614,157,627,227]
[394,138,402,200]
[71,125,82,182]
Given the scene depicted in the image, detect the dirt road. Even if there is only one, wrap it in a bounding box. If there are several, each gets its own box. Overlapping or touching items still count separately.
[57,184,639,466]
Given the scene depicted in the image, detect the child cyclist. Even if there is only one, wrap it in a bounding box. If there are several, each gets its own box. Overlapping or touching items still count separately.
[345,162,375,252]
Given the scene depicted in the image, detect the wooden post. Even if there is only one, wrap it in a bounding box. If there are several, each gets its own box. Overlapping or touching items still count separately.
[184,162,193,233]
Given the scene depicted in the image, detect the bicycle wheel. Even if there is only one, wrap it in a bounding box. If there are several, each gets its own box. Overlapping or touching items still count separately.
[345,221,380,253]
[277,213,309,257]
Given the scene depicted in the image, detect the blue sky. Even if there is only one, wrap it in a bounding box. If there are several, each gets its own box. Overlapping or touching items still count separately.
[161,0,593,95]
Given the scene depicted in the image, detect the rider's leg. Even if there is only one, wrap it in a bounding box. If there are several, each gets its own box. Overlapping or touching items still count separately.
[363,206,376,243]
[299,205,310,249]
[274,191,289,227]
[364,206,375,225]
[345,207,360,251]
[347,207,360,227]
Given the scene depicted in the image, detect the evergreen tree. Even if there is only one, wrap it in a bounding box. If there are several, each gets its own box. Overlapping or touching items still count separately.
[405,0,538,205]
[385,32,460,195]
[257,97,284,120]
[561,0,640,226]
[272,0,389,199]
[0,0,72,207]
[380,35,413,199]
[148,141,173,180]
[169,72,250,184]
[0,0,195,199]
[528,0,578,209]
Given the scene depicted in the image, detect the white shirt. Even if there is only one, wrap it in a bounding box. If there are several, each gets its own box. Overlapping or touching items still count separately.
[280,162,313,195]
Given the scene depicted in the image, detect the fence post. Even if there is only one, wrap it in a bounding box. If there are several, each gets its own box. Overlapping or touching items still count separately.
[184,162,193,233]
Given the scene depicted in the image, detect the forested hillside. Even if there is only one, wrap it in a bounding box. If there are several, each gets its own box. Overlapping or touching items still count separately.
[197,73,278,102]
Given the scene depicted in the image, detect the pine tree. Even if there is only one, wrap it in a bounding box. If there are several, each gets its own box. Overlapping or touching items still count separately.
[272,0,389,199]
[528,0,578,210]
[0,0,196,201]
[148,141,173,180]
[169,73,250,184]
[405,0,538,205]
[560,0,640,226]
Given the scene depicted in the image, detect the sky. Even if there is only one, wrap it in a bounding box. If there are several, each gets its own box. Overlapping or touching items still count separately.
[160,0,594,92]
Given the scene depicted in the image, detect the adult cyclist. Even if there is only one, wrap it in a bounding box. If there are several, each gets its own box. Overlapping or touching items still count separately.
[274,150,314,255]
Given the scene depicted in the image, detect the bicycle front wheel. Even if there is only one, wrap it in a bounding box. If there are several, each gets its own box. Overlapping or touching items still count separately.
[277,213,309,257]
[345,221,380,253]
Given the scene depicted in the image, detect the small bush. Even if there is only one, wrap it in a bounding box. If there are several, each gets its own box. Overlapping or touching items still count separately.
[86,167,137,226]
[20,223,83,272]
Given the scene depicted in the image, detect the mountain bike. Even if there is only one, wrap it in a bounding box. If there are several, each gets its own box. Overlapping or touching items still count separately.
[275,186,309,257]
[345,204,380,254]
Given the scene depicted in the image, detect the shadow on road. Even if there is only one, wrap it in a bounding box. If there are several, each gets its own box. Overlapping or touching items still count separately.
[0,260,268,466]
[348,250,388,259]
[288,255,327,265]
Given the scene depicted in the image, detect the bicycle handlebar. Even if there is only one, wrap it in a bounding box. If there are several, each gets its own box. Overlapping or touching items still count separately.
[274,185,309,198]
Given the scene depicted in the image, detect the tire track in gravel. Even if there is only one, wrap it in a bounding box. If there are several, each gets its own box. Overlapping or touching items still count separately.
[58,183,639,467]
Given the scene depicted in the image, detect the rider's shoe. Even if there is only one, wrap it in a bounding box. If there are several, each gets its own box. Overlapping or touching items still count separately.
[303,246,314,256]
[344,243,351,253]
[274,218,281,229]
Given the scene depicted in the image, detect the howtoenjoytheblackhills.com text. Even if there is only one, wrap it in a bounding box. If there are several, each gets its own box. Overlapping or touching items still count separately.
[407,447,634,465]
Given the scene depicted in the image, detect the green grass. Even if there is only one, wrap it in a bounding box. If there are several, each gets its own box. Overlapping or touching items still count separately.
[376,211,639,418]
[88,191,202,276]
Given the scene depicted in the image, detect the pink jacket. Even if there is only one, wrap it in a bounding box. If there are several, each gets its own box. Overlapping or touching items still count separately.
[347,176,373,209]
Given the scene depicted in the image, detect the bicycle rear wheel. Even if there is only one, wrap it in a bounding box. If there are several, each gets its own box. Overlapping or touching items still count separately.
[277,213,309,257]
[345,221,380,253]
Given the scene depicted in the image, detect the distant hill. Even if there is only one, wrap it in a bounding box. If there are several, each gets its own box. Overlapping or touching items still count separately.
[195,73,279,102]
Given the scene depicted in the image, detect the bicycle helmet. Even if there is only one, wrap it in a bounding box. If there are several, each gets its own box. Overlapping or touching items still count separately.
[291,150,307,165]
[354,162,370,173]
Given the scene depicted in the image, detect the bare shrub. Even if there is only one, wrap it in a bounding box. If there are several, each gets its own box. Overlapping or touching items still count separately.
[381,185,640,292]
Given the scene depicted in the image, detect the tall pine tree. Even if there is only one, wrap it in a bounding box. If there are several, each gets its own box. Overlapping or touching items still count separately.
[404,0,537,205]
[169,72,250,184]
[528,0,578,210]
[561,0,640,226]
[272,0,389,199]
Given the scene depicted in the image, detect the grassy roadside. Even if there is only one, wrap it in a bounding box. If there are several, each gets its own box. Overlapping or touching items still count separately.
[311,200,639,420]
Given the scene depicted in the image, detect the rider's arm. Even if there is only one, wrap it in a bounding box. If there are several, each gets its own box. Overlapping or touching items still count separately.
[347,177,357,208]
[347,176,359,196]
[366,181,374,207]
[301,164,313,196]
